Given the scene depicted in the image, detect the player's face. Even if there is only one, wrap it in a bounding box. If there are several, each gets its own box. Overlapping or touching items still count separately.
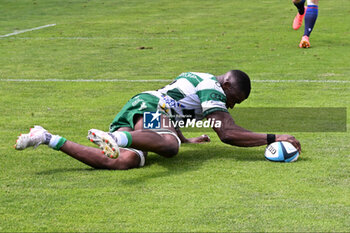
[226,87,246,109]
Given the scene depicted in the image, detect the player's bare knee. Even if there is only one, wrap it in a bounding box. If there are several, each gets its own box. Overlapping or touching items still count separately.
[155,134,179,157]
[159,143,179,158]
[108,150,140,170]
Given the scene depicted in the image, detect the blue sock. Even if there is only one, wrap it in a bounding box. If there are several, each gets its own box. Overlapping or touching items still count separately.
[304,5,318,37]
[294,0,306,15]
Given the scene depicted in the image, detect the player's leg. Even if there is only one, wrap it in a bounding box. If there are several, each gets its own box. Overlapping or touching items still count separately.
[292,0,306,30]
[14,126,143,170]
[60,141,142,170]
[89,114,181,158]
[304,0,319,38]
[299,0,319,48]
[133,114,180,157]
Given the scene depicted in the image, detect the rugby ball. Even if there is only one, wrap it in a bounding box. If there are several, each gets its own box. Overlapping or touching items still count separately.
[265,141,299,162]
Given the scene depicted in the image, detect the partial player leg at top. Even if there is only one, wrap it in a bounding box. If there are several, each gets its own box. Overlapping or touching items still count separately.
[292,0,306,30]
[292,0,319,48]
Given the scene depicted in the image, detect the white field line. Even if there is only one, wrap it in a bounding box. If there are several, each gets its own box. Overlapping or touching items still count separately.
[0,24,56,38]
[0,36,192,40]
[0,79,350,84]
[253,79,350,84]
[0,79,172,82]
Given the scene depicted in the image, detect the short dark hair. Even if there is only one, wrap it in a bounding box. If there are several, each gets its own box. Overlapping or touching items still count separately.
[230,70,251,99]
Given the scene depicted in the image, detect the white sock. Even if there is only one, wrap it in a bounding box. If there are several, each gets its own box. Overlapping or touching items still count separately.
[111,131,130,147]
[48,135,67,150]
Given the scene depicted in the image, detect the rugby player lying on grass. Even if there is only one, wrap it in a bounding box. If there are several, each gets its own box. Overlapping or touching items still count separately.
[15,70,301,170]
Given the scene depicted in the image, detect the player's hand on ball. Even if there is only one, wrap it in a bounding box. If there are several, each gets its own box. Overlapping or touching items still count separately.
[187,134,211,144]
[275,134,301,153]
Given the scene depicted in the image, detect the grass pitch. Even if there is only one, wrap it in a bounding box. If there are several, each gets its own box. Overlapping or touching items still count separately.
[1,0,349,232]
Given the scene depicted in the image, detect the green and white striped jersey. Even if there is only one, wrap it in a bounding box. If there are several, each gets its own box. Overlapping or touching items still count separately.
[144,72,228,120]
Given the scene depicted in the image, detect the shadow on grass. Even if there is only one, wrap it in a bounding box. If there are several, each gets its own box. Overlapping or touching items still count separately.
[36,145,308,182]
[118,145,265,185]
[36,167,96,175]
[119,144,309,185]
[149,144,264,164]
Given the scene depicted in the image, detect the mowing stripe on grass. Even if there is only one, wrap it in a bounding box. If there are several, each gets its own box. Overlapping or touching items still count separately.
[0,24,56,38]
[0,79,350,84]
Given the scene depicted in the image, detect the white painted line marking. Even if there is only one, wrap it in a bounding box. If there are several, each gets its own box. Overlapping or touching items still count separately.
[0,36,192,40]
[0,79,173,82]
[253,79,350,84]
[0,24,56,38]
[0,79,350,84]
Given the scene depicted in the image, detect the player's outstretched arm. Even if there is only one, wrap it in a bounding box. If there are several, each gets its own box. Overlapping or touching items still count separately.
[175,128,211,144]
[206,111,301,151]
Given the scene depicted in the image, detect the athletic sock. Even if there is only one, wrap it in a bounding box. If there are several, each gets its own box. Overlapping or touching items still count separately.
[294,0,306,15]
[304,4,318,37]
[46,133,67,150]
[111,131,132,147]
